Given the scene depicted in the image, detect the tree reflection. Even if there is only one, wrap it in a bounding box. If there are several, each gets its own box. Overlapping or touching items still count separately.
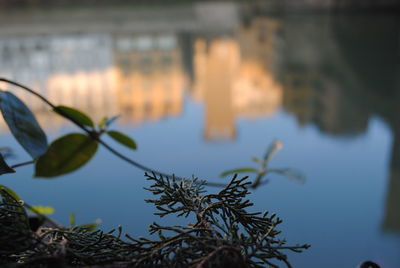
[274,13,400,232]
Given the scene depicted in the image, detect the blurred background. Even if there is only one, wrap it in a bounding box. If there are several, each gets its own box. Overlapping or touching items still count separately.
[0,1,399,267]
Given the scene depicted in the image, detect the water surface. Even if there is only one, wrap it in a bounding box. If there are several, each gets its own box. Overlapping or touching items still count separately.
[0,5,400,267]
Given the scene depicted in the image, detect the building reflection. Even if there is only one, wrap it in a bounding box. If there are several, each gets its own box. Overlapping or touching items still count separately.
[0,15,284,138]
[113,34,185,124]
[192,17,283,139]
[0,35,118,129]
[0,33,186,130]
[234,17,283,118]
[192,38,237,140]
[275,14,400,233]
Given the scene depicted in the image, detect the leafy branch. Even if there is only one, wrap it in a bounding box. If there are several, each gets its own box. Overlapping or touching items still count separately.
[0,174,310,267]
[0,78,226,187]
[0,78,303,189]
[137,173,310,267]
[220,140,305,188]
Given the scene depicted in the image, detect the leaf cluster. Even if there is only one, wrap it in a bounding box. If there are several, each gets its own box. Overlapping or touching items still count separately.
[220,140,305,187]
[0,90,137,178]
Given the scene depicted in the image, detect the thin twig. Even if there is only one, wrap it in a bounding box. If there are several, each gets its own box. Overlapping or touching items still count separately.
[0,78,56,109]
[195,245,245,268]
[11,160,35,169]
[0,78,227,187]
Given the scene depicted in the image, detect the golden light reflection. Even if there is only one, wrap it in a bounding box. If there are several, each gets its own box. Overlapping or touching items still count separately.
[0,17,284,140]
[193,39,237,140]
[192,18,283,139]
[113,39,185,124]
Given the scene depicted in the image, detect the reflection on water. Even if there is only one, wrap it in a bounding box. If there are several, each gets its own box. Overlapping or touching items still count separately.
[0,11,284,135]
[0,3,400,266]
[114,34,185,123]
[1,10,398,140]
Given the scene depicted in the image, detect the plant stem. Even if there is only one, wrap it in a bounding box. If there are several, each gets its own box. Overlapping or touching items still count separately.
[11,160,35,169]
[0,78,56,109]
[0,78,226,187]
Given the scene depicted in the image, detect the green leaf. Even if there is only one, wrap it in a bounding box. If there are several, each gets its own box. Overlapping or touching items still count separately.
[69,213,100,231]
[35,133,98,178]
[99,115,120,128]
[0,154,15,175]
[0,91,48,159]
[98,117,107,128]
[263,140,283,163]
[251,157,262,164]
[54,105,94,128]
[106,115,121,126]
[69,213,76,227]
[219,167,258,178]
[267,168,306,183]
[107,130,137,150]
[78,219,101,231]
[30,205,55,215]
[78,223,98,231]
[0,184,21,201]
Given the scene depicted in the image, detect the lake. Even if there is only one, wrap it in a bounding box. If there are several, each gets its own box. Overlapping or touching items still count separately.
[0,3,399,267]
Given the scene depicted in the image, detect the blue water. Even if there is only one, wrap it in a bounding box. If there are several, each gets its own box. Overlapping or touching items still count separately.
[1,7,400,268]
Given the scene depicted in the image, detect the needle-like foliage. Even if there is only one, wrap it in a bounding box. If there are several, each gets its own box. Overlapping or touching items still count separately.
[135,173,309,267]
[0,174,309,268]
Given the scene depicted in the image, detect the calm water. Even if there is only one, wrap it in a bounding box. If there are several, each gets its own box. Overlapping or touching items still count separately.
[1,4,400,267]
